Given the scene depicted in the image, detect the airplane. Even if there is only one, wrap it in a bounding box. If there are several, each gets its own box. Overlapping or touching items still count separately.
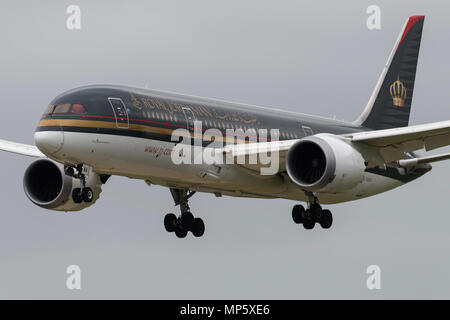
[1,15,449,238]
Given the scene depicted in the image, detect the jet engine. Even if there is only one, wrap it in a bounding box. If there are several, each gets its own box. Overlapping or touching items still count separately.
[23,159,102,211]
[286,133,366,193]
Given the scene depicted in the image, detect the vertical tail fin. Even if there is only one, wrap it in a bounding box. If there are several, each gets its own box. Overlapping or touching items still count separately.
[355,16,425,130]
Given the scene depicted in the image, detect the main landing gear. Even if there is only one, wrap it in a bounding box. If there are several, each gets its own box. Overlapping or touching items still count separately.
[291,193,333,230]
[164,188,205,238]
[65,164,94,204]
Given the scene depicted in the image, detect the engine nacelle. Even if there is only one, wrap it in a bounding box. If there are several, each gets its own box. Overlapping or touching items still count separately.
[286,133,366,193]
[23,159,102,211]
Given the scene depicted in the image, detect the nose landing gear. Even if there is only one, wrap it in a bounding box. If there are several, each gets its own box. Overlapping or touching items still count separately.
[164,189,205,238]
[291,193,333,230]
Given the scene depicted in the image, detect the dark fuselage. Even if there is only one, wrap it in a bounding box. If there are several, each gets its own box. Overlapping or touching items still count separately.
[38,84,363,142]
[36,85,428,185]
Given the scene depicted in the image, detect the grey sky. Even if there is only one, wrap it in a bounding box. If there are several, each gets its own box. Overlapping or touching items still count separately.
[0,0,449,299]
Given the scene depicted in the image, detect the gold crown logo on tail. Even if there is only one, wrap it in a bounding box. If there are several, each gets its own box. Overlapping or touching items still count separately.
[390,75,407,107]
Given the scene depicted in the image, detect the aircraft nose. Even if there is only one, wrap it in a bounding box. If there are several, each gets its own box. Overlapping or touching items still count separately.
[34,131,64,155]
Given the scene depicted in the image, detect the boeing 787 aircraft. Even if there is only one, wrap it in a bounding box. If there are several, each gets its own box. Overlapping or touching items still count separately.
[1,16,449,238]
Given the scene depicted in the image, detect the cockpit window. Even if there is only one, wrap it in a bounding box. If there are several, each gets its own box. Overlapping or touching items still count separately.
[53,103,71,113]
[44,104,54,114]
[71,103,87,114]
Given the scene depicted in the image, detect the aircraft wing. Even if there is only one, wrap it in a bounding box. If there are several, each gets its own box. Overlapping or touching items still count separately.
[220,120,450,173]
[345,120,450,163]
[222,139,296,158]
[345,120,450,152]
[0,139,45,158]
[221,139,298,173]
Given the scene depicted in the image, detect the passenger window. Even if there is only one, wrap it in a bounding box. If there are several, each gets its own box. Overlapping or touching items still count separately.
[53,103,71,113]
[70,104,87,114]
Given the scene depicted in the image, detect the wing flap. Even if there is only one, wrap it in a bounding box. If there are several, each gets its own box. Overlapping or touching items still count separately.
[424,131,450,151]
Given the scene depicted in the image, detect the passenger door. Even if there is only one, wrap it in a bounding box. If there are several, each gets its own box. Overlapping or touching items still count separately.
[108,97,129,129]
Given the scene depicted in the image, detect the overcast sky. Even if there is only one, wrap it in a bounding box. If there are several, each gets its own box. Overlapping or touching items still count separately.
[0,0,449,299]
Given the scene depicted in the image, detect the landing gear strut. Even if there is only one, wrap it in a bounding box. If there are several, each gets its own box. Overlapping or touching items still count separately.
[291,192,333,230]
[65,164,94,204]
[164,188,205,238]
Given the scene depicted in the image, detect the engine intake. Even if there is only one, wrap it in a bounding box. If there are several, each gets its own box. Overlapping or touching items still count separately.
[23,159,73,209]
[23,159,102,211]
[286,134,365,193]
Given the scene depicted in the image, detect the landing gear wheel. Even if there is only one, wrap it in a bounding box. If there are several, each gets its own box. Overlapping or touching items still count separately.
[72,188,82,204]
[181,211,194,230]
[81,187,94,203]
[292,205,305,224]
[175,224,188,238]
[166,189,206,238]
[319,209,333,229]
[164,213,177,232]
[303,218,315,230]
[303,210,316,230]
[192,218,205,237]
[309,204,322,222]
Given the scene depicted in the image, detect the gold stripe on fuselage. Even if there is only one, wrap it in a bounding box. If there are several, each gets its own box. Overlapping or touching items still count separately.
[38,118,174,136]
[37,118,255,144]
